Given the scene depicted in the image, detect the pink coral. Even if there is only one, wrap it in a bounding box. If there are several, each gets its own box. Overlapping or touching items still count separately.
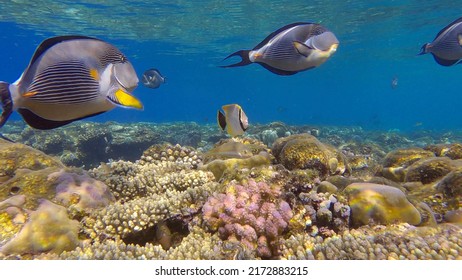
[203,179,293,258]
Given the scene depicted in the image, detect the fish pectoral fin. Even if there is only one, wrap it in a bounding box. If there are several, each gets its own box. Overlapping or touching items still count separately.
[293,41,313,57]
[22,91,38,97]
[109,89,143,109]
[458,34,462,46]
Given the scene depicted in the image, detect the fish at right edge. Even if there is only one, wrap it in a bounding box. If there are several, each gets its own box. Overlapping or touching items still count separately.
[419,16,462,66]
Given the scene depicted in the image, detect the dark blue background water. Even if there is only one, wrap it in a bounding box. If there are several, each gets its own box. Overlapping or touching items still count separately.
[1,1,462,132]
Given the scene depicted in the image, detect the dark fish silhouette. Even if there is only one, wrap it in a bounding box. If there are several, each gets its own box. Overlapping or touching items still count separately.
[221,22,339,75]
[141,68,165,89]
[0,35,142,130]
[419,17,462,66]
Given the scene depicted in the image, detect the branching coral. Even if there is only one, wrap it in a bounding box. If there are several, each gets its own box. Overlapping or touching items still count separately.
[203,179,293,258]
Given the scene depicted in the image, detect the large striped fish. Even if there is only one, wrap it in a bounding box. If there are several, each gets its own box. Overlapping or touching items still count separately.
[418,17,462,66]
[0,35,143,130]
[220,22,339,75]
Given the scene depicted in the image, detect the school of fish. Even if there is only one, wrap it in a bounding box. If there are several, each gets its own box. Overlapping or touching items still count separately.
[1,18,462,136]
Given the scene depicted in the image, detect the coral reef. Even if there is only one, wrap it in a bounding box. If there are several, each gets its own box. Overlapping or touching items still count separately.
[1,121,462,260]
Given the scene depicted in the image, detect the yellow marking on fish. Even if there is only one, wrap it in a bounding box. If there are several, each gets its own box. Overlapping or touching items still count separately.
[89,68,99,81]
[115,89,143,109]
[23,91,38,97]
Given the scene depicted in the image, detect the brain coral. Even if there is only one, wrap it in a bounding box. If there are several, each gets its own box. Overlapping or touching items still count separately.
[344,183,421,226]
[272,134,349,178]
[203,179,293,258]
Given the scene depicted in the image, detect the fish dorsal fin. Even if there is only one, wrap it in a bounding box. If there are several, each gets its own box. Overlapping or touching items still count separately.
[24,35,101,75]
[434,17,462,40]
[217,110,227,130]
[293,41,313,57]
[253,22,314,50]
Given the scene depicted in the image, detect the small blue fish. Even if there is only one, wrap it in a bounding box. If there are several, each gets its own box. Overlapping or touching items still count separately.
[141,68,166,89]
[419,17,462,66]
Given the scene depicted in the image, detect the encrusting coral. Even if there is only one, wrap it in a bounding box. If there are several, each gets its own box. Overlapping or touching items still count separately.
[0,199,80,255]
[344,183,421,226]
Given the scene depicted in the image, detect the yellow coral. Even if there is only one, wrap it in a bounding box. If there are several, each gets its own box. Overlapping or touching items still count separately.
[0,200,80,255]
[344,183,421,226]
[200,151,272,180]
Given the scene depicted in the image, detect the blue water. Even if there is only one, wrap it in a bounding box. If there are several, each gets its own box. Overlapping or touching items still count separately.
[1,1,462,132]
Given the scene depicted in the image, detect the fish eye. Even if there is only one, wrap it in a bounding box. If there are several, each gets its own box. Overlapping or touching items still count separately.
[10,186,20,195]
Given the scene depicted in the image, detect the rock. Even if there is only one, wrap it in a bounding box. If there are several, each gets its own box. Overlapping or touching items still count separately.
[317,181,338,194]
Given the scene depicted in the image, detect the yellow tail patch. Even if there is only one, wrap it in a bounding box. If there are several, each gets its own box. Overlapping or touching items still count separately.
[115,89,143,109]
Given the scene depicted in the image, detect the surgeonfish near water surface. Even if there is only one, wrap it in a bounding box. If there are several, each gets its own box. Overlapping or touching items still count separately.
[217,104,248,137]
[220,22,339,75]
[419,17,462,66]
[0,35,143,130]
[141,68,166,89]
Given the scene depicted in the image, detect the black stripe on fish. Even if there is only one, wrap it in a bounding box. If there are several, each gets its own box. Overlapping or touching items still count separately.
[217,110,227,130]
[264,39,302,60]
[27,61,99,104]
[238,109,247,132]
[98,46,128,66]
[17,108,106,130]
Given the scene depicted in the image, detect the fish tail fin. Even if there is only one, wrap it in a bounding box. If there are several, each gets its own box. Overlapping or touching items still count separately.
[418,43,429,55]
[220,50,252,68]
[0,82,13,129]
